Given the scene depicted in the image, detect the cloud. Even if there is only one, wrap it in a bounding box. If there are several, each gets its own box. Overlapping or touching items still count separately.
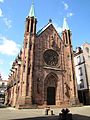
[0,0,4,3]
[3,18,12,29]
[62,1,69,10]
[67,12,74,17]
[0,3,12,28]
[0,35,20,56]
[54,23,62,33]
[0,0,12,29]
[0,8,3,17]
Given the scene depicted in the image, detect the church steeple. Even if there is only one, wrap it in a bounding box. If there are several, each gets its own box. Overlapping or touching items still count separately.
[29,0,36,18]
[63,18,70,31]
[25,0,37,34]
[62,18,71,45]
[21,0,37,99]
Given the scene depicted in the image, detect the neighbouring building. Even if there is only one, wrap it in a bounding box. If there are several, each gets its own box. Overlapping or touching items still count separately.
[5,2,78,108]
[82,43,90,104]
[0,75,8,104]
[74,43,90,105]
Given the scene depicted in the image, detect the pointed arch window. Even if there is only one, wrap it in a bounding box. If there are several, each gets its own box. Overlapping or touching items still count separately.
[31,19,34,33]
[27,20,30,32]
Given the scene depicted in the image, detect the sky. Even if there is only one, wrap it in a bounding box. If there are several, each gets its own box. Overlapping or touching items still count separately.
[0,0,90,80]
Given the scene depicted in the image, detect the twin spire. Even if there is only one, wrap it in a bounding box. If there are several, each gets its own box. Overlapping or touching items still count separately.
[28,1,70,31]
[29,0,36,17]
[63,18,70,31]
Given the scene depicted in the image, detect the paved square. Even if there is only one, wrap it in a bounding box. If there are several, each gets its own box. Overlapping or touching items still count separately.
[0,106,90,120]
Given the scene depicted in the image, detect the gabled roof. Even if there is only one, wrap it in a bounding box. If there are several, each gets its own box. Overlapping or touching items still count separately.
[36,20,62,42]
[37,22,52,36]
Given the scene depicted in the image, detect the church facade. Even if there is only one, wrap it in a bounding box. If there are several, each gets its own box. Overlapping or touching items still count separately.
[5,3,78,108]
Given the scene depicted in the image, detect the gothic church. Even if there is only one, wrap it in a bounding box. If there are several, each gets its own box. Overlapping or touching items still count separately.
[6,2,78,108]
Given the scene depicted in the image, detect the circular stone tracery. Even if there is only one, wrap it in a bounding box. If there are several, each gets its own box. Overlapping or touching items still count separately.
[43,49,59,66]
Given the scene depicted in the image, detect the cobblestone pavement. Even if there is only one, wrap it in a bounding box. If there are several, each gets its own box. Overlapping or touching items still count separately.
[0,106,90,120]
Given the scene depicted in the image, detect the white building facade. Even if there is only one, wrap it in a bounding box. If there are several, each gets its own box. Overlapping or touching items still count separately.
[74,46,89,105]
[0,80,8,103]
[83,43,90,90]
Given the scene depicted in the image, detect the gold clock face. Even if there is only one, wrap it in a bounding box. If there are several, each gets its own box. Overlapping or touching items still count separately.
[43,49,59,66]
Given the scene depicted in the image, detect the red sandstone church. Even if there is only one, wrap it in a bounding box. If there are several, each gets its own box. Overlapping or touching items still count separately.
[5,2,78,108]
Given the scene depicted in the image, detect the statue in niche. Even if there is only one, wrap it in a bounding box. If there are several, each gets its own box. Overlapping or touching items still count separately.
[64,82,70,98]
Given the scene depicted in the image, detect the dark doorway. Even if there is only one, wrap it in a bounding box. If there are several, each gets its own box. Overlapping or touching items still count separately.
[47,87,55,105]
[78,90,87,105]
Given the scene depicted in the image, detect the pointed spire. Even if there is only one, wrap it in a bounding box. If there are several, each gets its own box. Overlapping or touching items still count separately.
[63,18,70,31]
[29,0,36,17]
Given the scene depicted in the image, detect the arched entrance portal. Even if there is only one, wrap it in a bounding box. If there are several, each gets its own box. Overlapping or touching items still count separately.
[44,73,58,105]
